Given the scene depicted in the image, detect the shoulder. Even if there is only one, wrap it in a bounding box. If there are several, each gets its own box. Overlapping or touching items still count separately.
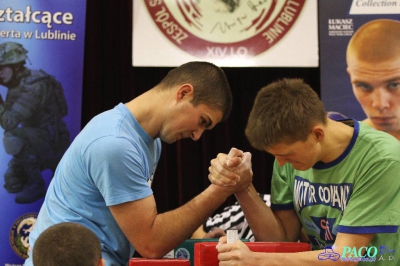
[17,69,60,95]
[357,122,400,159]
[80,108,152,156]
[23,69,53,84]
[360,118,374,128]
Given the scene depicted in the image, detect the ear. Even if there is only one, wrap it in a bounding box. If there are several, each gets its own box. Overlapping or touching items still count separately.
[98,258,106,266]
[176,84,194,101]
[312,126,325,142]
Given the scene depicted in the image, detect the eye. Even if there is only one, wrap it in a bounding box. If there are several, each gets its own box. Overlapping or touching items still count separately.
[354,82,373,92]
[387,82,400,91]
[200,117,212,128]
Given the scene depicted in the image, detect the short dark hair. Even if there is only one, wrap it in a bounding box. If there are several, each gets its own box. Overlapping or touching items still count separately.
[32,222,102,266]
[157,61,232,121]
[245,78,326,150]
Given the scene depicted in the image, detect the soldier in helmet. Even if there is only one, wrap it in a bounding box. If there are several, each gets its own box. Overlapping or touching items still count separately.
[0,42,70,203]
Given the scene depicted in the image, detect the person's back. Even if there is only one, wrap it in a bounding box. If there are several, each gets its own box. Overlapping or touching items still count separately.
[28,103,160,264]
[32,222,105,266]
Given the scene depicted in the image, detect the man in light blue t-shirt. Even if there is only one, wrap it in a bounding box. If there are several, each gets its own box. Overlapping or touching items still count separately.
[25,61,253,266]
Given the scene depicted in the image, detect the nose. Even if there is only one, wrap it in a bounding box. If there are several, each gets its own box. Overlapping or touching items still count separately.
[191,128,205,141]
[371,88,390,111]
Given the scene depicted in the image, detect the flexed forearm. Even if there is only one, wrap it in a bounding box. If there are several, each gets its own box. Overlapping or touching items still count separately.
[235,184,301,242]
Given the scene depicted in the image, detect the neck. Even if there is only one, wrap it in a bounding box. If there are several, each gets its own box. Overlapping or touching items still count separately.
[389,132,400,140]
[125,89,167,138]
[362,118,400,141]
[319,119,354,163]
[4,68,28,88]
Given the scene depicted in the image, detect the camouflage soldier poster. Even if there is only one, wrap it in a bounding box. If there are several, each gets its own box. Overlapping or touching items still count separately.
[0,0,86,264]
[319,0,400,120]
[133,0,318,67]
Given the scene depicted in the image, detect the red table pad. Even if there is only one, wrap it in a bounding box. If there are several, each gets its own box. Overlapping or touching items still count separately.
[194,242,311,266]
[129,258,190,265]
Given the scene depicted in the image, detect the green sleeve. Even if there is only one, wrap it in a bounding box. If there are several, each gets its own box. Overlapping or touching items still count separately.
[271,160,295,210]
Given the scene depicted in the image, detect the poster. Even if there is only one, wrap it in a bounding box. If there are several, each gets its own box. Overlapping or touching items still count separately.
[0,1,86,264]
[319,0,400,120]
[133,0,318,67]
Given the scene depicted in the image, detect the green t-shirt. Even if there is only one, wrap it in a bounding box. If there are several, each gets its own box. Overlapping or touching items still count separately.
[271,121,400,264]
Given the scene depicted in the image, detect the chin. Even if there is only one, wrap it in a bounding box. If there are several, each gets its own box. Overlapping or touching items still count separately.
[292,165,309,171]
[160,136,174,144]
[373,124,394,132]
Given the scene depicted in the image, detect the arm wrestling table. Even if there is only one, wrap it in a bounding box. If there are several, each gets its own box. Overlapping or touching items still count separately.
[129,240,311,265]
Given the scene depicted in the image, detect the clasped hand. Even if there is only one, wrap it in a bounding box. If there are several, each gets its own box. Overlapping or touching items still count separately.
[208,147,253,193]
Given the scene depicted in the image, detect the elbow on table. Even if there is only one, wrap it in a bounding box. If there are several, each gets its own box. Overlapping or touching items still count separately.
[135,245,170,259]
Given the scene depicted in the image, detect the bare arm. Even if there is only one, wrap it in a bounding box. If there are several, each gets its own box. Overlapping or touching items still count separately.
[110,148,252,258]
[209,151,300,242]
[234,184,302,242]
[191,224,226,239]
[191,224,208,239]
[217,232,375,265]
[110,184,233,258]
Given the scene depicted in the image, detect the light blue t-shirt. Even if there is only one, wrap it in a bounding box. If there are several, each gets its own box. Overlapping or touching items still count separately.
[25,103,161,266]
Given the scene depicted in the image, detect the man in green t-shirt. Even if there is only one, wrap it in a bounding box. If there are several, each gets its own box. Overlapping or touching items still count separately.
[209,78,400,265]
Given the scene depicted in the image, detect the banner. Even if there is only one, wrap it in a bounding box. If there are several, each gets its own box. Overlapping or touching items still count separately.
[0,0,86,264]
[133,0,318,67]
[319,0,400,120]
